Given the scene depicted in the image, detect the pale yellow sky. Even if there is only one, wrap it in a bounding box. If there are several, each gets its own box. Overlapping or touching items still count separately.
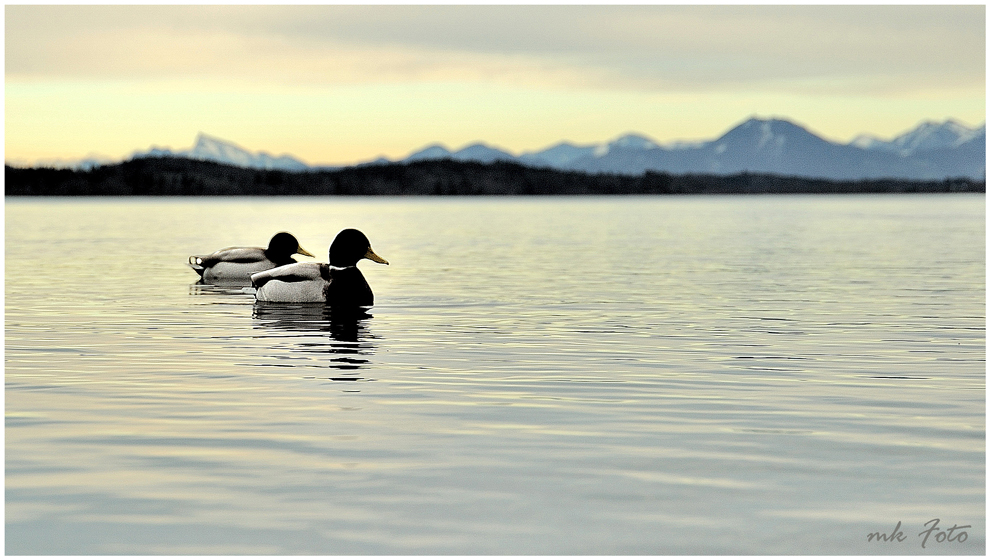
[5,5,986,166]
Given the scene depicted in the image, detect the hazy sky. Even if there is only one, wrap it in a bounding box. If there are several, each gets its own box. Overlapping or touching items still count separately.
[5,5,986,166]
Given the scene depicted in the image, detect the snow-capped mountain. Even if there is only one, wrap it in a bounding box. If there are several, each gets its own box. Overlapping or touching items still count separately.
[406,144,453,162]
[851,120,985,156]
[519,142,598,168]
[24,155,116,171]
[546,117,985,180]
[406,118,982,181]
[401,142,518,163]
[135,133,309,171]
[32,118,985,181]
[449,143,517,164]
[597,133,662,155]
[403,142,516,164]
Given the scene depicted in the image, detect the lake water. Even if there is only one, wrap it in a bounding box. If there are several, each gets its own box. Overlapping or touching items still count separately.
[5,194,985,554]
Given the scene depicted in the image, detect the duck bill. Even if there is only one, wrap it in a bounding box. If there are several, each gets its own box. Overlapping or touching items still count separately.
[364,248,389,265]
[297,247,316,258]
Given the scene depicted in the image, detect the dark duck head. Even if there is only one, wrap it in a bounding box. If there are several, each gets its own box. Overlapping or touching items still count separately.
[266,232,315,265]
[328,228,389,267]
[325,229,388,307]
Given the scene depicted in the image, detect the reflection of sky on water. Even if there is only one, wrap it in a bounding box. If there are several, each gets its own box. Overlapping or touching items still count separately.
[252,303,376,376]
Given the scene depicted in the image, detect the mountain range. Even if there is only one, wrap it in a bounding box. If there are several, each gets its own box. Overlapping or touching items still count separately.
[141,135,310,172]
[65,117,990,181]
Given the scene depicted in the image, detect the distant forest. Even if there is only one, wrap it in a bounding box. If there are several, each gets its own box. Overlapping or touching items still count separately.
[5,157,985,196]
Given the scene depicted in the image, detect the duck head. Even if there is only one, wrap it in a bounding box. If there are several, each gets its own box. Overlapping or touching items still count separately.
[328,228,389,267]
[268,232,315,261]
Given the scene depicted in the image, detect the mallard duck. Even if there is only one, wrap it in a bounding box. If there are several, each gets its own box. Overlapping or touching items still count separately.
[251,228,388,305]
[188,232,315,284]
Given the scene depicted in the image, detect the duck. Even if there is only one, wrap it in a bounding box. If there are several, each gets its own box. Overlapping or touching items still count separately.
[251,228,388,306]
[188,232,315,284]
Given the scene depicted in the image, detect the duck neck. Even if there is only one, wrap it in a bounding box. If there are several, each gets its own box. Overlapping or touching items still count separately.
[265,249,296,266]
[328,257,359,268]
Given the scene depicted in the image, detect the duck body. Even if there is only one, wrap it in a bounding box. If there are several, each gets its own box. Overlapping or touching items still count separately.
[190,247,289,284]
[189,232,314,284]
[252,228,387,306]
[251,263,375,305]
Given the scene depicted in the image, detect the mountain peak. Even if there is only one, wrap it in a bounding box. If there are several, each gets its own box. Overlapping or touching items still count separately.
[610,133,660,150]
[735,116,810,132]
[406,144,452,162]
[141,133,311,171]
[592,133,660,157]
[451,143,516,163]
[190,133,251,163]
[717,116,820,147]
[519,141,598,167]
[193,131,230,146]
[853,119,984,155]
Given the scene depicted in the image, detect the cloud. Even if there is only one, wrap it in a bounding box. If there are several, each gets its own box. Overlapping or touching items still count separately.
[5,5,985,96]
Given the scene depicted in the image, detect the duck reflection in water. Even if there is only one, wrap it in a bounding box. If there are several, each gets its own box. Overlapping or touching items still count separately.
[252,302,376,375]
[188,282,256,298]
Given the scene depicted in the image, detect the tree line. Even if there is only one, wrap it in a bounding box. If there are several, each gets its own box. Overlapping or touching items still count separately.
[5,156,984,196]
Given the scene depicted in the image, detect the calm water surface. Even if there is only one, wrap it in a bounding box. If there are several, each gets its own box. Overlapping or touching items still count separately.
[5,195,985,554]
